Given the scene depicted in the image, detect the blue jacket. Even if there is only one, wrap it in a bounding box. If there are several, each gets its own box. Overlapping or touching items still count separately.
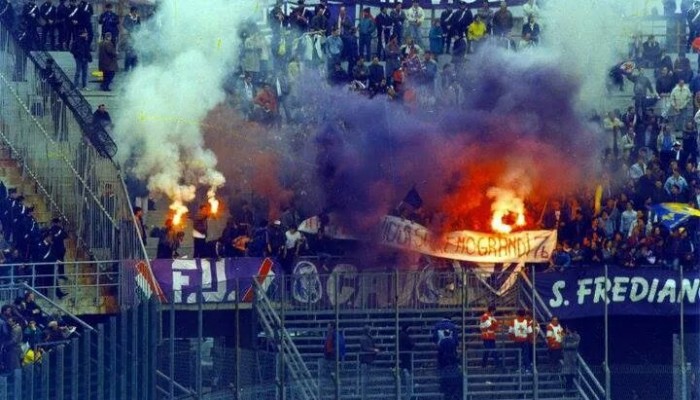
[324,330,346,360]
[358,17,376,36]
[433,319,459,344]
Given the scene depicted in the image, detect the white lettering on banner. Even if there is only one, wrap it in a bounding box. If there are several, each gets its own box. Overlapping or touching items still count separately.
[326,264,357,306]
[548,276,700,311]
[172,259,197,303]
[680,279,700,302]
[611,277,630,302]
[288,260,456,306]
[298,215,557,263]
[549,281,566,308]
[630,277,648,302]
[189,260,228,304]
[576,279,592,305]
[593,277,610,304]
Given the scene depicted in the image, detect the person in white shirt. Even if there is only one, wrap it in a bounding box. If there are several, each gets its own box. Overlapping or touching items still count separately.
[620,202,638,235]
[628,156,647,180]
[281,225,307,274]
[522,0,540,21]
[407,0,425,47]
[670,79,692,133]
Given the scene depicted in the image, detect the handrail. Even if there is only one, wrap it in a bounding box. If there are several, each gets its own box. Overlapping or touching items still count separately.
[155,369,196,397]
[253,278,319,400]
[20,283,97,332]
[518,270,606,399]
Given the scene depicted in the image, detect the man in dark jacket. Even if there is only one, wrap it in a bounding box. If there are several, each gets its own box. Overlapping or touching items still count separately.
[70,27,90,89]
[98,31,117,91]
[97,2,118,43]
[360,326,380,400]
[399,324,415,399]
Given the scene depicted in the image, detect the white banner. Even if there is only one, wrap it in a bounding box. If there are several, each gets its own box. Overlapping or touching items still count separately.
[299,215,557,263]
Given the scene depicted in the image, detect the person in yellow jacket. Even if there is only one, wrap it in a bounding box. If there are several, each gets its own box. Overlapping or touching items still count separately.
[467,15,487,53]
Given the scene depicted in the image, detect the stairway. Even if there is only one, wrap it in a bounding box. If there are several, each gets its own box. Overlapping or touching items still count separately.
[254,279,319,400]
[0,145,119,314]
[278,308,581,400]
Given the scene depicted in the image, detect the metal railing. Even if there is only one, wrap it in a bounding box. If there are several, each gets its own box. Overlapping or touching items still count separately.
[267,263,517,313]
[0,21,152,307]
[518,269,606,400]
[0,259,131,314]
[254,278,319,400]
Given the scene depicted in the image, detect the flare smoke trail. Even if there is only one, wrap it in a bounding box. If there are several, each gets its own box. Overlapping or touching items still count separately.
[113,0,257,204]
[200,0,650,235]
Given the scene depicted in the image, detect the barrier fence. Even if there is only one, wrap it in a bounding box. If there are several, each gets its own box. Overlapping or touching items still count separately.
[0,19,151,309]
[0,266,692,399]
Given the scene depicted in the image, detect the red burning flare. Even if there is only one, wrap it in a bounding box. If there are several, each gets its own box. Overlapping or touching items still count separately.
[170,201,188,227]
[207,189,219,216]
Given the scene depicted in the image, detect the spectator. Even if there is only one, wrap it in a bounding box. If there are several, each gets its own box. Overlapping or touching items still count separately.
[642,35,662,68]
[521,16,540,44]
[368,56,385,90]
[121,33,138,72]
[629,68,658,117]
[93,103,111,127]
[492,1,513,37]
[509,309,533,372]
[97,2,119,44]
[375,6,392,59]
[476,0,494,34]
[670,79,693,132]
[467,15,487,53]
[674,53,694,83]
[357,8,375,62]
[406,0,425,47]
[23,319,42,348]
[522,0,540,21]
[657,66,677,97]
[352,57,370,83]
[398,324,414,399]
[323,322,345,365]
[437,328,461,400]
[281,225,305,275]
[428,19,443,55]
[479,305,501,369]
[69,27,90,90]
[325,27,343,68]
[359,325,380,400]
[98,32,117,91]
[561,327,580,392]
[192,204,210,258]
[390,2,406,45]
[546,316,564,371]
[447,1,471,54]
[4,316,21,372]
[122,6,140,35]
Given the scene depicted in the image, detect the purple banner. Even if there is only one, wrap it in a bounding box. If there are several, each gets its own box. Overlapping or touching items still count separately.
[535,266,700,318]
[151,258,278,304]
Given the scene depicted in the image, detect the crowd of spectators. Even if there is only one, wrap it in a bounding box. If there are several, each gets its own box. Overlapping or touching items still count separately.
[230,0,540,124]
[0,292,77,374]
[7,0,700,274]
[0,0,141,90]
[0,182,69,298]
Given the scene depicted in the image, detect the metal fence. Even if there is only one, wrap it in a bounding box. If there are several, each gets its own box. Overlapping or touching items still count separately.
[0,282,156,400]
[0,21,150,307]
[0,259,141,314]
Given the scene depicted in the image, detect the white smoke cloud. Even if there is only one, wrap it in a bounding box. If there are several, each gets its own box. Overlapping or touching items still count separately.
[113,0,256,203]
[538,0,648,108]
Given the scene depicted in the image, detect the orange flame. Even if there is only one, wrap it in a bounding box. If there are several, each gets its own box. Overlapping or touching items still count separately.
[207,189,219,215]
[488,187,526,234]
[169,201,188,227]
